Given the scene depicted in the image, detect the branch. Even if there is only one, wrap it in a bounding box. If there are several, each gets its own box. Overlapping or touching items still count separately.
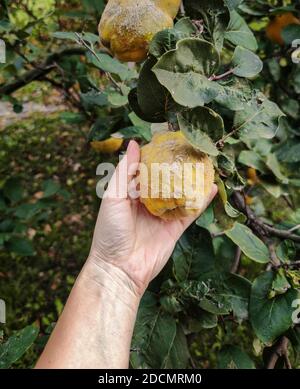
[274,260,300,270]
[266,336,291,369]
[232,192,300,243]
[231,247,241,273]
[74,33,123,94]
[0,47,87,96]
[209,68,234,82]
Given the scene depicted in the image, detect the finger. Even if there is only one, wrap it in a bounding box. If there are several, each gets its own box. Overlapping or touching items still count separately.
[105,140,140,199]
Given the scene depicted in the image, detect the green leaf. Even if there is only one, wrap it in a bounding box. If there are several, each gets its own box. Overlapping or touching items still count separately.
[152,38,221,108]
[131,293,189,368]
[249,271,300,344]
[276,141,300,163]
[224,0,243,10]
[60,112,86,124]
[42,179,61,198]
[135,57,175,123]
[215,77,253,111]
[7,237,35,256]
[232,46,263,78]
[217,346,255,369]
[172,227,215,282]
[185,0,230,51]
[238,150,268,173]
[149,23,193,58]
[269,269,291,298]
[119,126,151,141]
[80,90,108,109]
[107,91,128,107]
[175,17,198,35]
[178,107,223,156]
[282,25,300,45]
[128,112,152,141]
[220,273,252,321]
[87,51,136,81]
[14,203,41,220]
[3,178,23,203]
[265,154,289,184]
[52,31,78,41]
[234,94,285,140]
[225,222,269,263]
[225,11,258,51]
[0,325,39,368]
[196,205,214,230]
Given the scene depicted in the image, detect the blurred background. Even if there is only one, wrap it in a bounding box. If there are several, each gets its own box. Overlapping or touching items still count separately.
[0,0,300,368]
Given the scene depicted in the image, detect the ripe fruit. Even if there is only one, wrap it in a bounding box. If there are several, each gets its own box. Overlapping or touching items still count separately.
[247,167,260,186]
[266,12,300,45]
[90,136,123,153]
[140,131,215,220]
[98,0,181,62]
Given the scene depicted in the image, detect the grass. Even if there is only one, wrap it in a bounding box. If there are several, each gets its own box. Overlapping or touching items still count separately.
[0,112,117,367]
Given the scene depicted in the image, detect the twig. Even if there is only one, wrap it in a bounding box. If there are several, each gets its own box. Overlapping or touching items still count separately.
[288,224,300,233]
[266,336,290,369]
[215,127,239,148]
[263,224,300,243]
[209,68,234,82]
[74,33,123,94]
[0,47,86,96]
[231,247,241,273]
[232,192,300,243]
[273,260,300,270]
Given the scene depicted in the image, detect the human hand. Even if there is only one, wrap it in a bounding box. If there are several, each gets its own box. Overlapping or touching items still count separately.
[87,140,218,297]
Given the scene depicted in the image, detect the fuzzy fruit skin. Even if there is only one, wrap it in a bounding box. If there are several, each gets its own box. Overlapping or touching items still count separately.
[266,12,300,45]
[99,0,181,62]
[140,131,215,220]
[90,137,123,153]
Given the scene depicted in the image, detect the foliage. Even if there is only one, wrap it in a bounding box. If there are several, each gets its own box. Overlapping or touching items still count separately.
[1,0,300,369]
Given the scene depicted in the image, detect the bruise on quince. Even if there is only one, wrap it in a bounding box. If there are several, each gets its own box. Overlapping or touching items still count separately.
[98,0,181,62]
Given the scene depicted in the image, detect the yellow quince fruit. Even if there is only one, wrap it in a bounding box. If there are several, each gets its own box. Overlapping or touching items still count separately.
[90,136,123,153]
[98,0,181,62]
[266,12,300,46]
[139,131,215,220]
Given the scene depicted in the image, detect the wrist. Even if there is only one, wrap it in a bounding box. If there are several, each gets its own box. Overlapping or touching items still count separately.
[79,255,142,310]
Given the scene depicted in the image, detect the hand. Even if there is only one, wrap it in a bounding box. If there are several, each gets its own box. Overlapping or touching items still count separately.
[88,140,218,297]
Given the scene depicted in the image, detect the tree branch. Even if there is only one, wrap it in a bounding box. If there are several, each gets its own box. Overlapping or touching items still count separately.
[0,47,87,96]
[231,246,241,273]
[232,192,300,243]
[266,336,290,369]
[209,68,234,82]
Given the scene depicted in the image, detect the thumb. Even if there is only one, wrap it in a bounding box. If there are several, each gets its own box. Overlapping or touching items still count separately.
[180,184,218,231]
[105,140,140,199]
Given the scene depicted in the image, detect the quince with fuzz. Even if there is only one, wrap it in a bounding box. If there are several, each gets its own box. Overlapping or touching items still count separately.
[98,0,181,62]
[139,131,215,220]
[266,12,300,45]
[90,136,123,153]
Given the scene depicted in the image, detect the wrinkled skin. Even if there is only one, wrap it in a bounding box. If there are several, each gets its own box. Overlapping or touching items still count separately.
[266,12,300,45]
[99,0,181,62]
[140,131,215,220]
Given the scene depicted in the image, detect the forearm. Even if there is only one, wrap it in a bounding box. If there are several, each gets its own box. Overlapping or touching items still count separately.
[35,258,140,369]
